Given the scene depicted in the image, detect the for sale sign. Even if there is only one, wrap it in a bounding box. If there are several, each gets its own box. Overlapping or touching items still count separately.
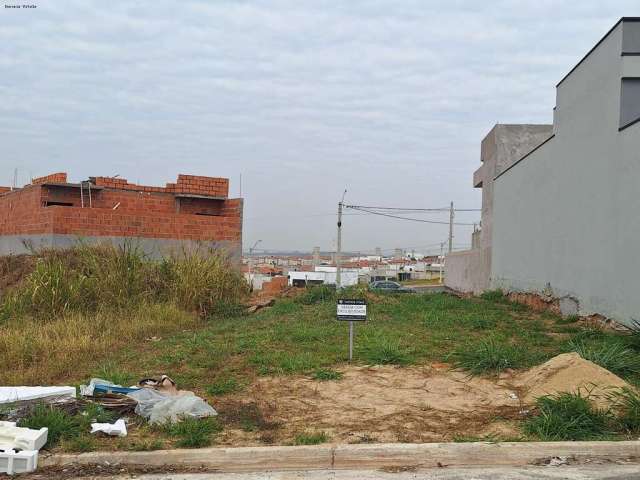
[337,299,367,321]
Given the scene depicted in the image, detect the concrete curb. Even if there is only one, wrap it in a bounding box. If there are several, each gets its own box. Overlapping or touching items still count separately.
[41,441,640,472]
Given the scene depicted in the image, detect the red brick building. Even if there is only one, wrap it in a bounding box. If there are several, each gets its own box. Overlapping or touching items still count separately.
[0,172,243,259]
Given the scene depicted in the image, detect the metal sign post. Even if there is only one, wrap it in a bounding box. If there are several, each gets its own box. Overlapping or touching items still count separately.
[337,299,367,361]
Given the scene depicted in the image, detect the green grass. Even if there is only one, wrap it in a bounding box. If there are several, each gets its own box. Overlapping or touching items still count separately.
[360,335,415,365]
[312,368,343,381]
[293,431,329,445]
[523,392,613,441]
[479,289,508,303]
[448,336,534,375]
[18,404,86,447]
[103,292,584,390]
[609,387,640,433]
[568,338,640,378]
[206,376,241,396]
[162,417,223,448]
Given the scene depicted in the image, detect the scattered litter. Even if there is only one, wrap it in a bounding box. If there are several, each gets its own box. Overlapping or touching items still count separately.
[80,378,140,397]
[139,375,179,395]
[508,392,518,400]
[0,386,76,405]
[127,388,217,425]
[84,393,137,415]
[246,297,275,314]
[547,456,569,467]
[90,419,127,437]
[0,422,47,474]
[1,396,81,423]
[0,447,39,475]
[80,375,217,425]
[0,421,48,451]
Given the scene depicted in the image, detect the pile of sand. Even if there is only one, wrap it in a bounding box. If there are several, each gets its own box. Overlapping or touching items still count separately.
[511,352,630,407]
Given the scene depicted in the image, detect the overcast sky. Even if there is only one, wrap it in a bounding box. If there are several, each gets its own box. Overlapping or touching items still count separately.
[1,1,637,254]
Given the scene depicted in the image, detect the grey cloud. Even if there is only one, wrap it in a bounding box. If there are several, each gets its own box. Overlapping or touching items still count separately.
[1,0,637,252]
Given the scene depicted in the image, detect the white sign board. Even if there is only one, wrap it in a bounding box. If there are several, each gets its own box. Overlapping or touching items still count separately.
[336,299,367,321]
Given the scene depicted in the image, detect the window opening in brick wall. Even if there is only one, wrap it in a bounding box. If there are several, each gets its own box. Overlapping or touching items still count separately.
[45,201,74,207]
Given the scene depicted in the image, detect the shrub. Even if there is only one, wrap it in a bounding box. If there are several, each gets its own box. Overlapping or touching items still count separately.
[449,337,526,375]
[163,417,222,448]
[312,368,343,381]
[609,387,640,433]
[18,404,84,447]
[295,285,336,305]
[0,244,248,321]
[293,431,328,445]
[569,339,640,377]
[168,250,248,317]
[523,392,612,440]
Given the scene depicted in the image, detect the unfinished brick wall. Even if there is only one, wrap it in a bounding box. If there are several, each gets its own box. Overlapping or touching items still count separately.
[32,173,67,185]
[0,186,55,235]
[0,173,243,253]
[262,276,288,295]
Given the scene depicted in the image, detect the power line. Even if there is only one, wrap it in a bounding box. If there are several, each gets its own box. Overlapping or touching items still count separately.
[344,204,481,212]
[346,206,478,226]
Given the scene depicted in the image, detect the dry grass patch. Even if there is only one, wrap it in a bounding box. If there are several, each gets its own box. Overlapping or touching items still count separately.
[0,303,200,385]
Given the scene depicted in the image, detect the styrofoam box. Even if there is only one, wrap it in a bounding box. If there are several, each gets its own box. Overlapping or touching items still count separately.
[0,422,48,451]
[0,448,38,475]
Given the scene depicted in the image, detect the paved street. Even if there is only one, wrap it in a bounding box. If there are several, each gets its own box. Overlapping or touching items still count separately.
[96,465,640,480]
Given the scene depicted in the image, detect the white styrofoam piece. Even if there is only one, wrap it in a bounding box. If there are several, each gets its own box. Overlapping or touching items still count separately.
[0,386,76,404]
[0,448,38,475]
[0,422,48,451]
[90,418,127,437]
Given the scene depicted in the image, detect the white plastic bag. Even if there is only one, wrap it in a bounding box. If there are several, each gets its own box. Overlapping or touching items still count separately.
[127,389,217,425]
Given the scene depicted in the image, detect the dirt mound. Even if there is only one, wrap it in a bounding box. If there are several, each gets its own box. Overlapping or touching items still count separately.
[233,365,522,444]
[512,352,630,406]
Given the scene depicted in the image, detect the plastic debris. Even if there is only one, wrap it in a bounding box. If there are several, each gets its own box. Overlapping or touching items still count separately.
[90,418,127,437]
[81,375,217,425]
[0,447,39,475]
[0,386,76,405]
[80,378,140,397]
[0,421,48,451]
[127,387,217,425]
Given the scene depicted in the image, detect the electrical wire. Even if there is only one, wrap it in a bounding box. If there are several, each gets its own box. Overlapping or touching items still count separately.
[346,206,478,226]
[344,204,481,212]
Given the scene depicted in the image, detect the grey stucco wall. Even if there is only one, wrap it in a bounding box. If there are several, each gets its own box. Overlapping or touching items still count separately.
[444,124,552,294]
[0,234,241,262]
[491,21,640,326]
[444,247,490,294]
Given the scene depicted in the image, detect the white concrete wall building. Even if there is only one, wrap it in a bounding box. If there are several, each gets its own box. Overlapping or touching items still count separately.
[491,18,640,326]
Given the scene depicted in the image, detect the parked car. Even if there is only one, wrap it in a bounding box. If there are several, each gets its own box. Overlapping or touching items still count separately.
[368,280,415,293]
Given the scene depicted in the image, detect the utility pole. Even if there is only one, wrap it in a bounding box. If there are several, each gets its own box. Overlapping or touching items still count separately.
[448,201,454,254]
[439,242,444,283]
[336,190,354,362]
[336,190,346,290]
